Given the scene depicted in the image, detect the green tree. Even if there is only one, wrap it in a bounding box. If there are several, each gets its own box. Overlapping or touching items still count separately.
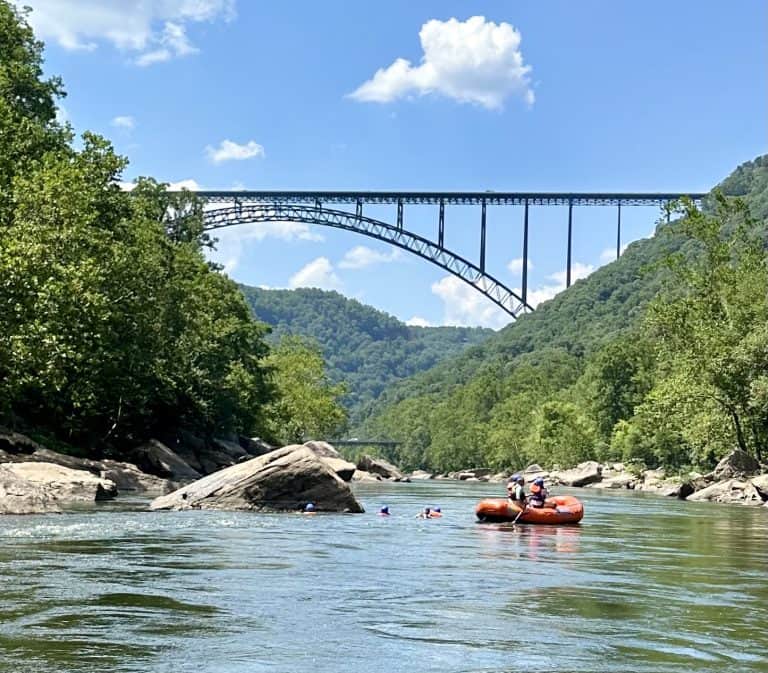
[264,336,348,444]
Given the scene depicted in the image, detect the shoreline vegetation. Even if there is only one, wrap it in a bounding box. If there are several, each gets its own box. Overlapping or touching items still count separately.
[2,2,767,518]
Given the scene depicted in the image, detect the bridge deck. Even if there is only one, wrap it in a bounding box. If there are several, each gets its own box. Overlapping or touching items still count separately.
[190,190,706,207]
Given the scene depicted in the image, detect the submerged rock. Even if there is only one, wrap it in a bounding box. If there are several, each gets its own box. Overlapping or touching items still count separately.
[150,445,364,513]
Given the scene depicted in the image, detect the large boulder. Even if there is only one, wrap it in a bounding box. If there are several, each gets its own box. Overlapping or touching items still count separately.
[3,462,117,502]
[302,442,356,481]
[552,461,603,487]
[713,449,761,480]
[351,469,382,482]
[587,473,636,489]
[150,445,364,513]
[0,465,61,514]
[409,470,433,480]
[357,455,404,481]
[749,474,768,501]
[686,478,764,506]
[130,439,201,481]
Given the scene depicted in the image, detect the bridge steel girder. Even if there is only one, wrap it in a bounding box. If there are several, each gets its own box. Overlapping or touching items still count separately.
[203,204,534,319]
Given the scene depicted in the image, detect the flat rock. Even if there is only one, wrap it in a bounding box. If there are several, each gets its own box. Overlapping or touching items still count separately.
[4,462,117,502]
[0,465,61,514]
[150,445,364,512]
[409,470,433,480]
[588,473,636,489]
[351,469,382,482]
[686,478,764,506]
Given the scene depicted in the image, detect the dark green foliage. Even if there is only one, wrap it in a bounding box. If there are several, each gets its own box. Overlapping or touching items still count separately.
[239,287,493,421]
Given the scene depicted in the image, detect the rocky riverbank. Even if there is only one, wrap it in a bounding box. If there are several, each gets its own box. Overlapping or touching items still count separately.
[0,428,412,515]
[411,449,768,508]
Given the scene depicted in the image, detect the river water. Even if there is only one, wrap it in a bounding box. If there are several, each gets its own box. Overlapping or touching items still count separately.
[0,481,766,673]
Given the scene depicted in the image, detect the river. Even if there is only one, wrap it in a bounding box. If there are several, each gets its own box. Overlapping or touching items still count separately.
[0,481,766,673]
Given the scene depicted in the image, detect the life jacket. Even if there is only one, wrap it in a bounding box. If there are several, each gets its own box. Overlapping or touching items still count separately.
[529,483,547,507]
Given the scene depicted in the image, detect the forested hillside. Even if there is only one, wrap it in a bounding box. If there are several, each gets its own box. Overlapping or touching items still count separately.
[356,155,768,473]
[240,287,493,419]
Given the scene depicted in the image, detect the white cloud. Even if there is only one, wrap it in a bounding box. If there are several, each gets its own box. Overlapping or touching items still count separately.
[507,257,534,276]
[16,0,234,65]
[349,16,533,109]
[431,276,509,329]
[209,222,323,275]
[338,245,402,269]
[548,262,595,287]
[599,244,628,264]
[111,115,135,129]
[168,178,201,191]
[406,316,432,327]
[289,257,342,291]
[515,261,596,309]
[206,139,265,164]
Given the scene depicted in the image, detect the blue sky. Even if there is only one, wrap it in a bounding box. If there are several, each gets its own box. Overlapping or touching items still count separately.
[20,0,767,328]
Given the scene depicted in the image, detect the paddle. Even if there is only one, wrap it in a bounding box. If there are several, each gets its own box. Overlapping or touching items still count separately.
[511,503,527,524]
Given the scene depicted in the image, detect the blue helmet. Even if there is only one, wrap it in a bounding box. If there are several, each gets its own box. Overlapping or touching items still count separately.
[434,507,441,512]
[533,477,545,486]
[304,502,316,512]
[380,505,390,514]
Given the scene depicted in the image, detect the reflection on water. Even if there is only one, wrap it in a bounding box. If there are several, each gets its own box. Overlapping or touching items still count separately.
[0,483,766,673]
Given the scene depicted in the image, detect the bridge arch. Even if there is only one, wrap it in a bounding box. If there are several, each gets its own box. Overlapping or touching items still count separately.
[203,203,532,318]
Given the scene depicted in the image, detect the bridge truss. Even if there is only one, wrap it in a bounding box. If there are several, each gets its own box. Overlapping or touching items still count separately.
[193,190,707,320]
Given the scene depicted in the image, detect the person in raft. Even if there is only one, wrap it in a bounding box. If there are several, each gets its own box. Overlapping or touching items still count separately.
[416,507,433,519]
[378,505,390,516]
[431,507,443,517]
[506,475,527,505]
[528,477,553,508]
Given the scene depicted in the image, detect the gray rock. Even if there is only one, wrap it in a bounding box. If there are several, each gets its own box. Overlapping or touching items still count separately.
[357,454,404,481]
[240,436,274,457]
[523,464,544,474]
[351,469,382,482]
[150,445,364,513]
[300,442,356,481]
[686,478,764,506]
[552,461,602,487]
[131,439,201,481]
[713,449,761,480]
[211,437,249,461]
[409,470,433,480]
[0,465,61,514]
[302,441,342,459]
[588,473,636,489]
[750,474,768,500]
[98,460,178,494]
[4,462,117,502]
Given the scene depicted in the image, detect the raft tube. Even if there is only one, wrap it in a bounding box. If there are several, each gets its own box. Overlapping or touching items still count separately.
[475,496,584,524]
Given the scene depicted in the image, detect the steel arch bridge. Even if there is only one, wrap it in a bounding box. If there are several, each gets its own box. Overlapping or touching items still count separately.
[192,190,706,320]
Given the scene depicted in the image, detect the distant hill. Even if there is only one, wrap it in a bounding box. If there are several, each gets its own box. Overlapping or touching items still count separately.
[239,287,493,421]
[353,154,768,470]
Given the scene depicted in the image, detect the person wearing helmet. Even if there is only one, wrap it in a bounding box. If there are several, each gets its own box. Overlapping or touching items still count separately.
[506,475,527,504]
[416,507,433,519]
[303,502,317,514]
[378,505,390,516]
[528,477,549,508]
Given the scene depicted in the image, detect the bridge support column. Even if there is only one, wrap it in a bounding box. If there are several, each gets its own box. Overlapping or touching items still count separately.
[616,203,622,260]
[356,199,363,218]
[480,199,487,273]
[397,199,403,229]
[522,199,529,307]
[438,199,445,248]
[566,201,573,288]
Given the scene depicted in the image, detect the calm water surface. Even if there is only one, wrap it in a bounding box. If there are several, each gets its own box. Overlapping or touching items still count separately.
[0,481,766,673]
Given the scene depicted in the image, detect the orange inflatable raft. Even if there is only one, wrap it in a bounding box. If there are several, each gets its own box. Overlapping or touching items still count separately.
[475,496,584,524]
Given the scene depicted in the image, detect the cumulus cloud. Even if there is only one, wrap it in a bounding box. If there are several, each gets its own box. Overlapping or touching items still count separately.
[207,222,323,275]
[406,316,432,327]
[206,139,265,164]
[349,16,533,109]
[516,261,596,309]
[599,244,628,264]
[431,276,510,329]
[111,115,135,129]
[507,257,534,276]
[289,257,342,291]
[338,245,402,269]
[117,178,201,191]
[16,0,234,65]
